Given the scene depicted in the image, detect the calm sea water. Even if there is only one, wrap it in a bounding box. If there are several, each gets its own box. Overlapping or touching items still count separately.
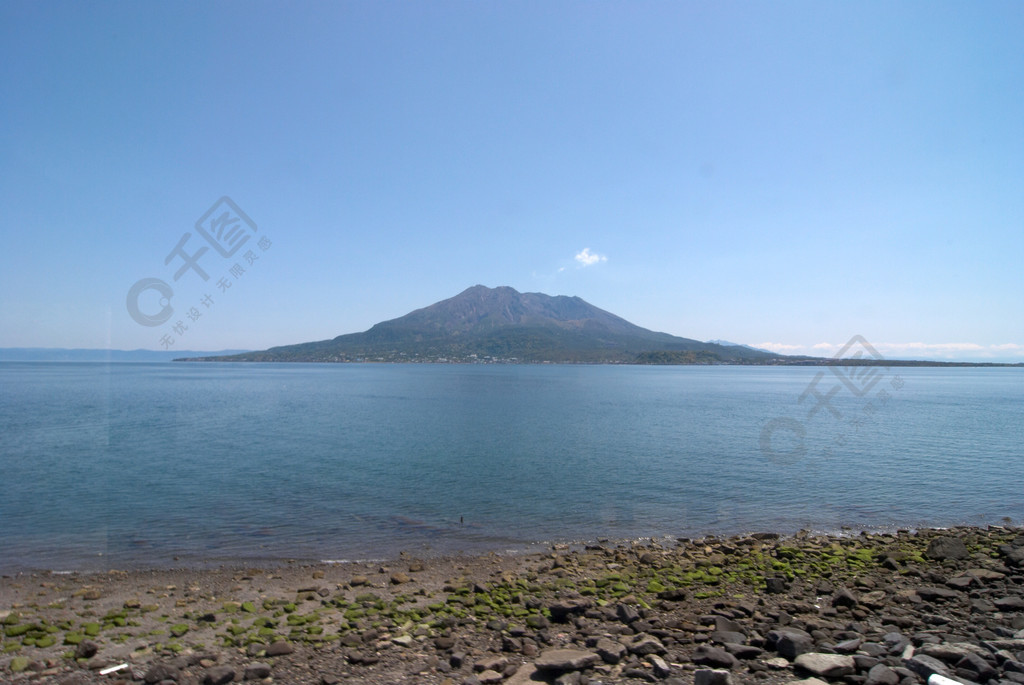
[1,362,1021,573]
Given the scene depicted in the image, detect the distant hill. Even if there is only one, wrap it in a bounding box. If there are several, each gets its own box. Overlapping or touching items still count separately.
[706,339,774,354]
[178,285,780,364]
[0,348,250,362]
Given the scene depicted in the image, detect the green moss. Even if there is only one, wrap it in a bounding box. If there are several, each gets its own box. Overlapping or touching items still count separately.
[63,632,84,645]
[83,623,101,637]
[4,624,32,638]
[169,624,189,637]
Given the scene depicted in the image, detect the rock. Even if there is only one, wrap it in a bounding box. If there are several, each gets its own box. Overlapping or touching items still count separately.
[435,636,456,650]
[833,588,859,608]
[75,639,99,659]
[920,643,989,663]
[392,635,413,647]
[266,641,294,656]
[917,587,963,602]
[794,653,856,678]
[695,669,734,685]
[650,655,672,678]
[712,630,748,645]
[203,666,235,685]
[9,657,30,673]
[834,638,862,654]
[956,653,998,681]
[616,603,641,624]
[629,634,667,656]
[724,643,764,659]
[926,537,969,561]
[548,600,590,622]
[995,597,1024,611]
[244,662,272,680]
[475,656,509,673]
[390,572,410,584]
[715,616,745,634]
[349,575,368,586]
[866,664,901,685]
[766,577,789,594]
[478,669,504,684]
[144,663,180,683]
[595,637,626,663]
[904,654,953,680]
[860,591,889,609]
[773,628,816,660]
[534,648,599,672]
[787,680,829,685]
[693,646,739,670]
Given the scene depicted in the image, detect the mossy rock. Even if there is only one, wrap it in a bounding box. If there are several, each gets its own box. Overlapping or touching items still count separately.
[63,632,85,645]
[241,601,256,614]
[36,634,57,648]
[9,656,30,673]
[169,624,189,637]
[4,624,32,638]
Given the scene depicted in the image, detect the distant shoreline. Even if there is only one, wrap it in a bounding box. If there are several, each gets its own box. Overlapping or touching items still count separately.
[172,356,1024,368]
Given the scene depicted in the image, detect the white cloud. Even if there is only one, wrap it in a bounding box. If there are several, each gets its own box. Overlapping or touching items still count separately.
[574,248,607,267]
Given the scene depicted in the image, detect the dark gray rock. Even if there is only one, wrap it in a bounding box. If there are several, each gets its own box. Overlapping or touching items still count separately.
[833,588,860,608]
[995,597,1024,611]
[711,631,747,645]
[650,655,671,678]
[266,641,294,656]
[904,654,953,680]
[595,637,626,664]
[693,646,738,670]
[917,587,963,602]
[548,600,590,623]
[866,664,901,685]
[957,653,998,682]
[74,640,99,659]
[715,616,744,634]
[244,662,271,680]
[616,603,641,624]
[772,628,815,660]
[835,638,863,654]
[144,664,180,684]
[927,537,969,560]
[629,634,667,656]
[794,653,856,678]
[855,656,882,671]
[694,669,734,685]
[766,577,789,594]
[202,666,235,685]
[724,643,763,659]
[535,649,599,672]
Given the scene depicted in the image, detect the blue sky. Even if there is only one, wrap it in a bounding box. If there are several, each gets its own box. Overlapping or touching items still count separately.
[1,1,1022,361]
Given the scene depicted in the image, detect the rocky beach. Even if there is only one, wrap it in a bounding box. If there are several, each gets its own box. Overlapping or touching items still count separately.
[3,526,1024,685]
